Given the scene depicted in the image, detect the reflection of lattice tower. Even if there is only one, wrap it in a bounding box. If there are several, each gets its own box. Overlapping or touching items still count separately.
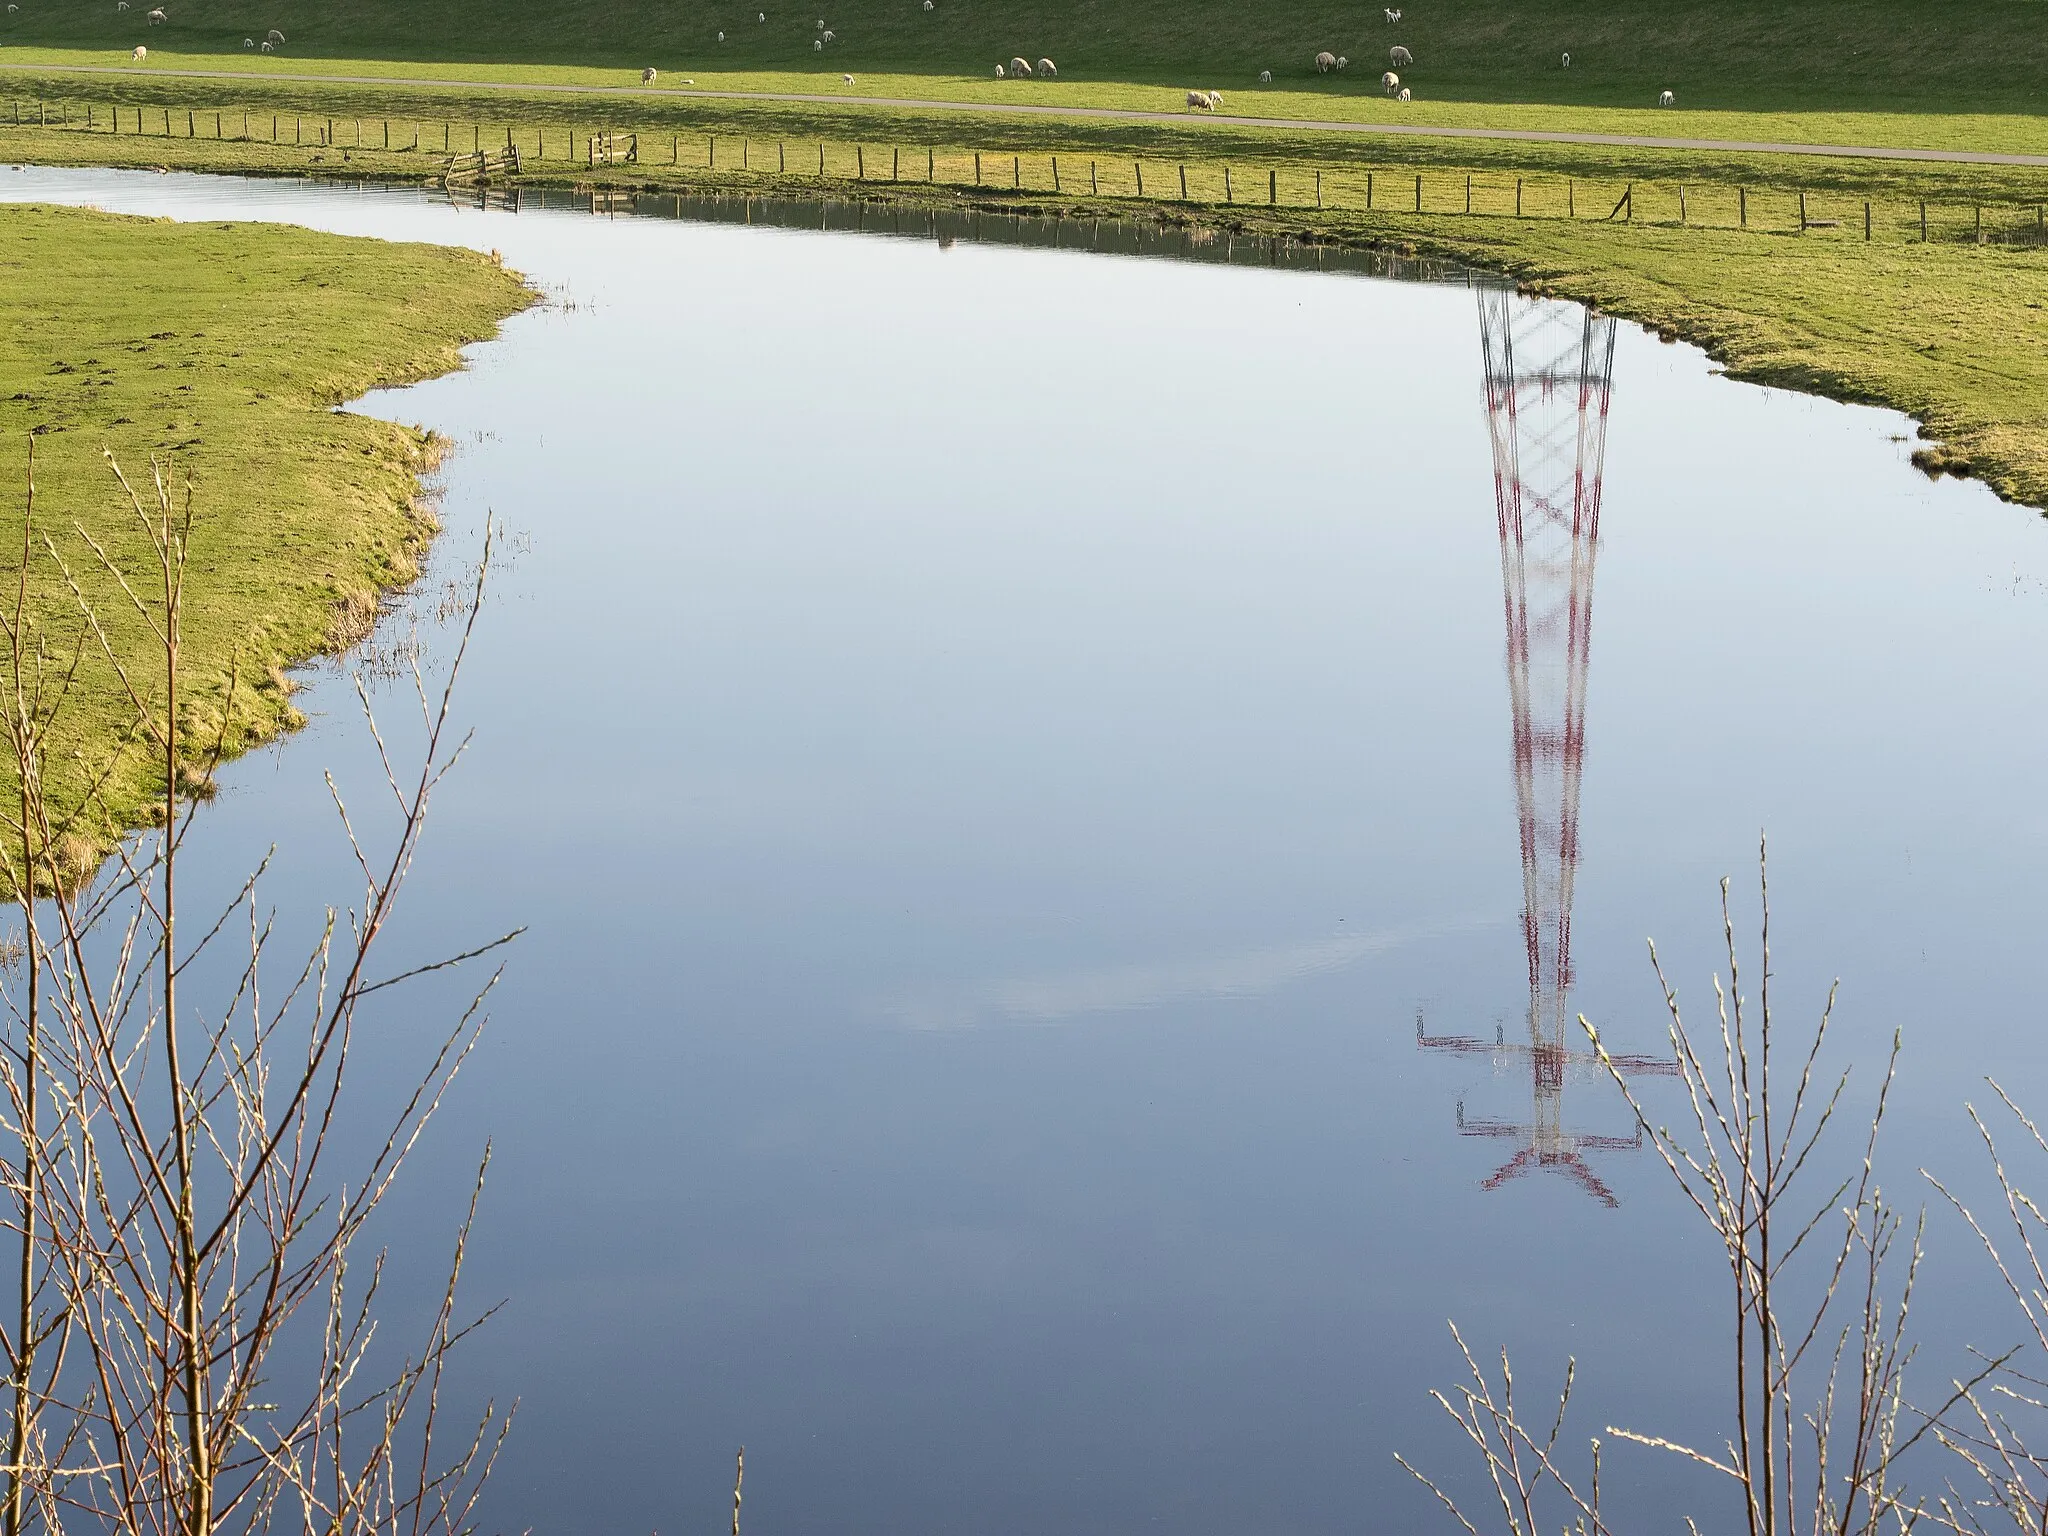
[1479,285,1617,1053]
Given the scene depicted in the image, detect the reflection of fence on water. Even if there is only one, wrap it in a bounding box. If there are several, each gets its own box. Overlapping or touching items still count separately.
[1415,281,1677,1208]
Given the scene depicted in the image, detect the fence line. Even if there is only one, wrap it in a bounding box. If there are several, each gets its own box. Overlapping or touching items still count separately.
[4,96,2046,245]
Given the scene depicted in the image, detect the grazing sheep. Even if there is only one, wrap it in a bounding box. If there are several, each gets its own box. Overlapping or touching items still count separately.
[1207,90,1223,107]
[1186,88,1213,109]
[260,39,271,49]
[6,7,17,13]
[642,66,657,82]
[1315,50,1335,72]
[994,62,1003,75]
[923,1,933,8]
[117,1,129,9]
[1398,87,1411,101]
[266,27,281,41]
[1385,6,1401,18]
[1389,44,1411,65]
[1382,69,1398,92]
[244,36,254,46]
[1037,57,1055,76]
[131,43,145,59]
[1561,51,1571,67]
[1659,88,1674,105]
[146,7,164,22]
[757,10,764,18]
[1009,56,1030,74]
[814,39,822,49]
[842,72,854,83]
[716,29,724,40]
[1336,56,1348,69]
[1258,69,1271,82]
[822,28,834,40]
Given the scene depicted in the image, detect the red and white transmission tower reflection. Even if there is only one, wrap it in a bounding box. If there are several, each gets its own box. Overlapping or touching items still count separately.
[1417,284,1672,1208]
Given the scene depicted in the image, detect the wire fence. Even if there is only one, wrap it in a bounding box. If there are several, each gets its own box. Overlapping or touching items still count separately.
[8,94,2048,246]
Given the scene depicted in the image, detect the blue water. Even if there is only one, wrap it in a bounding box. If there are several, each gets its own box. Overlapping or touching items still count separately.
[4,168,2046,1534]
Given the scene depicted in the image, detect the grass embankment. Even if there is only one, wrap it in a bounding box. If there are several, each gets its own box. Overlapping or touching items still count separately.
[0,202,528,864]
[3,71,2044,507]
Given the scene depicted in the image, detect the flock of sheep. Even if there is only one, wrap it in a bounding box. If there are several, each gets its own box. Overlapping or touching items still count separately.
[112,8,289,61]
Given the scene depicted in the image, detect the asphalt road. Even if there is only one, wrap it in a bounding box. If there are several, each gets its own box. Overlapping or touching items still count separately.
[14,62,2048,167]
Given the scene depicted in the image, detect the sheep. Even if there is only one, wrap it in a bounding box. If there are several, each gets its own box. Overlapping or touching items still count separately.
[266,27,282,42]
[260,39,271,50]
[1398,87,1411,101]
[842,72,854,83]
[821,28,833,40]
[642,66,657,82]
[244,36,254,47]
[1009,56,1030,75]
[6,6,17,13]
[1186,88,1213,109]
[1561,51,1571,68]
[1385,6,1401,19]
[117,1,129,9]
[1659,88,1674,105]
[1037,57,1055,76]
[1258,69,1271,82]
[146,7,165,22]
[1389,44,1411,65]
[994,62,1003,75]
[1335,55,1348,68]
[131,43,145,59]
[1314,50,1335,72]
[923,1,933,8]
[815,16,823,25]
[757,10,764,18]
[1382,69,1398,92]
[815,39,822,49]
[716,29,724,40]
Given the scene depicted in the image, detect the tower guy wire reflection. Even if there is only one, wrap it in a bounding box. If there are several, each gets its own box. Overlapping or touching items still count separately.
[1417,283,1675,1209]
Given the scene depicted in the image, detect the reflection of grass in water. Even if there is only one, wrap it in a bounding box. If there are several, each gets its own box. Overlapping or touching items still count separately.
[0,202,529,853]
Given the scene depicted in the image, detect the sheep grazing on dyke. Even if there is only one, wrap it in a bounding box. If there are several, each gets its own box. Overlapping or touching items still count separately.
[117,1,129,9]
[1561,51,1571,67]
[260,39,272,49]
[131,43,146,59]
[1382,69,1399,92]
[266,27,282,42]
[146,7,165,22]
[1336,56,1348,69]
[1315,50,1336,72]
[642,66,657,82]
[1207,89,1223,107]
[923,1,933,9]
[1389,44,1411,65]
[1186,88,1214,109]
[716,29,724,40]
[994,62,1003,75]
[1258,69,1271,82]
[1398,86,1411,101]
[1659,88,1674,105]
[757,10,764,19]
[244,36,254,46]
[815,38,823,48]
[822,28,834,40]
[1009,56,1030,75]
[1385,6,1401,19]
[1037,57,1055,76]
[842,72,854,83]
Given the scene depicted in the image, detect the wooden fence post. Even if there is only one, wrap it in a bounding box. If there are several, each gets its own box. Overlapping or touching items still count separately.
[1414,173,1421,211]
[709,134,715,166]
[1568,179,1574,217]
[1224,166,1232,202]
[974,151,980,183]
[854,144,863,178]
[926,145,932,179]
[1799,189,1808,230]
[1179,163,1188,199]
[819,143,825,174]
[1091,159,1098,195]
[1864,201,1871,240]
[1052,155,1060,191]
[1516,176,1522,216]
[1269,167,1276,204]
[1012,153,1018,188]
[1739,186,1746,226]
[743,138,750,169]
[892,146,899,180]
[1464,173,1471,213]
[1317,168,1323,207]
[1364,171,1371,209]
[1920,201,1927,242]
[1135,161,1143,196]
[1679,186,1687,223]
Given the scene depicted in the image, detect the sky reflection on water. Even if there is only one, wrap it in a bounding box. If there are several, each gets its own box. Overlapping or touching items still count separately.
[4,169,2048,1534]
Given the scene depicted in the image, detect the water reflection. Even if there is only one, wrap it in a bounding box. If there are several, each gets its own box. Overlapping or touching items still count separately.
[1418,286,1675,1207]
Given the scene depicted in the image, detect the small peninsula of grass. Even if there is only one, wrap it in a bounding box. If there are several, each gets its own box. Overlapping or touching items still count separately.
[0,202,528,862]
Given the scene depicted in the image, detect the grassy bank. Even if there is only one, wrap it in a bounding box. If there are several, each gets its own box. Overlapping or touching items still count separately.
[0,201,528,864]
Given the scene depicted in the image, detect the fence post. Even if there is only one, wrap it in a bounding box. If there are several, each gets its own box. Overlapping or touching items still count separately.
[1012,153,1018,188]
[1135,161,1143,196]
[1317,168,1323,208]
[892,146,899,180]
[1179,163,1187,199]
[819,142,825,174]
[1679,186,1687,224]
[1516,177,1522,216]
[1365,171,1371,209]
[1269,167,1276,205]
[1920,200,1927,242]
[974,151,980,184]
[1568,179,1574,218]
[856,144,864,178]
[709,134,715,166]
[1224,166,1232,202]
[1053,155,1060,191]
[1739,186,1746,226]
[1799,190,1808,230]
[926,145,932,179]
[1415,173,1422,211]
[1464,173,1470,213]
[1091,160,1098,195]
[1864,201,1871,240]
[743,138,750,169]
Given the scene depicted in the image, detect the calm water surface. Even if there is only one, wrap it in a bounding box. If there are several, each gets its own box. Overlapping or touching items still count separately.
[5,168,2048,1534]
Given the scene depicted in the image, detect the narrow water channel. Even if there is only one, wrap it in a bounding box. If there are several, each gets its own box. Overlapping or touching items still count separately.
[4,169,2046,1535]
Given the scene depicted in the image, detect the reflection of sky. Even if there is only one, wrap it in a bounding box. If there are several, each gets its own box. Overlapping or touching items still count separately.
[5,170,2048,1536]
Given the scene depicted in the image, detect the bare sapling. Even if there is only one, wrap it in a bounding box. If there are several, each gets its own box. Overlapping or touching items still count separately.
[1404,842,1976,1534]
[0,439,520,1536]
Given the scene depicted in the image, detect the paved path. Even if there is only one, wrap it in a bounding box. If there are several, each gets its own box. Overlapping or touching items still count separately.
[15,63,2048,167]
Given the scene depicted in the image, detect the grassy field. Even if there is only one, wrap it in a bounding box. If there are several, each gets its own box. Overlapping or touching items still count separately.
[0,202,527,859]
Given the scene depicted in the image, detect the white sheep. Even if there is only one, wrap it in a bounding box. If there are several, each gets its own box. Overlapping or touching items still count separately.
[1208,90,1223,107]
[260,39,271,50]
[815,39,822,49]
[131,43,146,59]
[1659,88,1674,105]
[842,72,854,83]
[1186,88,1213,109]
[994,62,1003,75]
[266,27,282,41]
[1037,57,1055,76]
[244,37,254,47]
[6,6,18,13]
[1385,6,1401,19]
[1336,56,1348,69]
[642,66,657,82]
[1561,51,1571,68]
[146,7,164,22]
[822,28,833,40]
[1382,69,1398,92]
[1315,50,1335,72]
[1398,87,1411,101]
[1258,69,1271,82]
[716,29,724,40]
[117,1,129,9]
[923,1,933,8]
[757,10,764,19]
[1009,55,1030,75]
[816,18,824,27]
[1389,44,1411,65]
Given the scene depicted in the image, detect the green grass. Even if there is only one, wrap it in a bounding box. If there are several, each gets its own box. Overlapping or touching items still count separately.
[0,202,528,854]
